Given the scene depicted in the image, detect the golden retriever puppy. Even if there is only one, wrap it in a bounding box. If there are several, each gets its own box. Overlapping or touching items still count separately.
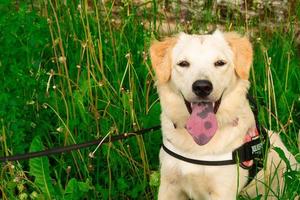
[149,30,298,200]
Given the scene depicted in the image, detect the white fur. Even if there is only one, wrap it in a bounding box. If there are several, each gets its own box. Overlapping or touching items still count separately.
[153,31,299,200]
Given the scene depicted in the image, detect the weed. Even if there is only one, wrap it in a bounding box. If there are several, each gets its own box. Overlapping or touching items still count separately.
[0,0,299,199]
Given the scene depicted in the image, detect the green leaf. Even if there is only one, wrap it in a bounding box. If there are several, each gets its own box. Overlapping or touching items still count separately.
[149,171,160,187]
[29,136,55,199]
[64,178,90,200]
[117,177,129,192]
[73,90,88,125]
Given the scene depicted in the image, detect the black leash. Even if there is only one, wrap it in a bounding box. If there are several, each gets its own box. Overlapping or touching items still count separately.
[1,94,266,169]
[0,126,161,163]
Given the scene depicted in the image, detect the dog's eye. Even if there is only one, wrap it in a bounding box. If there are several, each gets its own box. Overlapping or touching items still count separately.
[214,60,226,67]
[177,60,190,67]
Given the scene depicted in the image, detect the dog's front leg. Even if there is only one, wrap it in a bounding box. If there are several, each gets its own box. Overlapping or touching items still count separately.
[158,174,187,200]
[158,149,188,200]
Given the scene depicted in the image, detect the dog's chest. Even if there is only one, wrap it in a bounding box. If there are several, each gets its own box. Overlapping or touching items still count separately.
[177,160,243,199]
[178,160,235,183]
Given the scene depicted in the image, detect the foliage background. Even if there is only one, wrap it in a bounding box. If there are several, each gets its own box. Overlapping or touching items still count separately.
[0,0,299,199]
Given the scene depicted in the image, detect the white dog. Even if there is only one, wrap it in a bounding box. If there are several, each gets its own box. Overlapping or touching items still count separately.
[150,30,298,200]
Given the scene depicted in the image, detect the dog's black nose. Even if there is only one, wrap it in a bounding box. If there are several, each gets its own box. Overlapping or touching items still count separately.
[192,80,213,97]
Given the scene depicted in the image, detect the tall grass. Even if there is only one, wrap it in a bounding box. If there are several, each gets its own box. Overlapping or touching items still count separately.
[0,0,299,199]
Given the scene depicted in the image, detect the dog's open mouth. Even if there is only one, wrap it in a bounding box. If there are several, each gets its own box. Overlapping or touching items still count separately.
[184,97,222,114]
[183,97,222,145]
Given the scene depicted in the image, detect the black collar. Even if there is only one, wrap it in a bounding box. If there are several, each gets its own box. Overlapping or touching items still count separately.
[162,137,264,167]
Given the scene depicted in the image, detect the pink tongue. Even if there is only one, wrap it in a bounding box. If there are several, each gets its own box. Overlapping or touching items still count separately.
[186,102,218,145]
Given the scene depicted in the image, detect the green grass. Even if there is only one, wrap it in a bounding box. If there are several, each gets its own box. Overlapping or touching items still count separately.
[0,0,299,199]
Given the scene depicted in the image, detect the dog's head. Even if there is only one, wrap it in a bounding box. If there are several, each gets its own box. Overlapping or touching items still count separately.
[150,30,253,145]
[150,30,253,106]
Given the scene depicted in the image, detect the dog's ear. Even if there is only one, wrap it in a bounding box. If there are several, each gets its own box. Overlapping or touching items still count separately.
[224,32,253,80]
[149,37,177,83]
